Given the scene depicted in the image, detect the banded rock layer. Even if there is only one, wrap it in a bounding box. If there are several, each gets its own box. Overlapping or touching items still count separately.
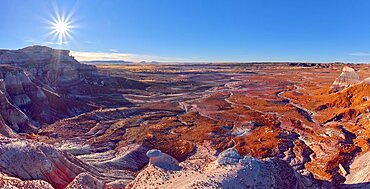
[330,66,360,92]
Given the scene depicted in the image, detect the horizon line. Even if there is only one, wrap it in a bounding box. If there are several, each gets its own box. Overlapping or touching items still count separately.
[2,45,370,64]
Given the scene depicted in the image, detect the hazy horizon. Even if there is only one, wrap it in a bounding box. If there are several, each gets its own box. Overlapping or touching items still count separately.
[2,45,370,64]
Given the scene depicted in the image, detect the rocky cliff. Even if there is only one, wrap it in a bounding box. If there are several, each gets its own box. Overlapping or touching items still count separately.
[0,46,134,135]
[0,45,97,87]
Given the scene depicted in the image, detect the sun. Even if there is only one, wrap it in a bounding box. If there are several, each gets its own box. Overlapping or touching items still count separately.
[53,20,69,35]
[50,17,72,45]
[47,11,75,45]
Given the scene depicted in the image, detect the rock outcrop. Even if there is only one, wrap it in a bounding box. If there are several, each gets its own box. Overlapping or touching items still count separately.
[130,147,321,189]
[0,171,54,189]
[345,151,370,186]
[0,46,108,133]
[65,172,104,189]
[324,79,370,111]
[0,64,96,134]
[330,66,360,92]
[216,147,242,165]
[0,136,100,189]
[146,149,181,170]
[0,45,97,87]
[75,144,149,172]
[0,71,37,134]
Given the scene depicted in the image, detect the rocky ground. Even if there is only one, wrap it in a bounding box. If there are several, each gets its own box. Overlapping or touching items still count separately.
[1,46,370,188]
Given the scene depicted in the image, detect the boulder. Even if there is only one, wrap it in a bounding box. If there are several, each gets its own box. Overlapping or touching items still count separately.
[146,149,181,170]
[217,147,241,165]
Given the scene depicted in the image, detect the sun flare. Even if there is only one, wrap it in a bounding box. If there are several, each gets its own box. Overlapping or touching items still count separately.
[48,11,75,45]
[53,20,69,35]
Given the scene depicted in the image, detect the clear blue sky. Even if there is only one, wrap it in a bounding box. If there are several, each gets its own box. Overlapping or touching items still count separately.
[2,0,370,62]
